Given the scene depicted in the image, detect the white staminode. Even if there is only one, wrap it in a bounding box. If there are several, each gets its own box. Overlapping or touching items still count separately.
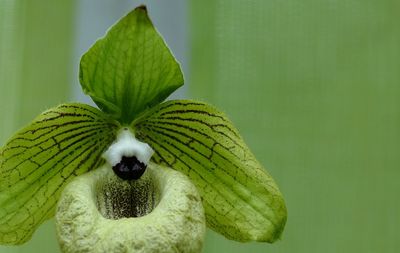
[102,128,154,166]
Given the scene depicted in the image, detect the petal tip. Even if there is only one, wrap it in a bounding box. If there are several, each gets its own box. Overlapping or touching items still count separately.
[135,5,147,12]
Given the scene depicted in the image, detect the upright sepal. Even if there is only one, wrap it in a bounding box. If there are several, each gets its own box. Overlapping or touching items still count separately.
[80,6,184,123]
[0,103,119,244]
[133,100,287,242]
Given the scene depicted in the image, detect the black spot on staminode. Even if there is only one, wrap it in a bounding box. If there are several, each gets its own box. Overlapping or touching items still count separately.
[112,156,147,180]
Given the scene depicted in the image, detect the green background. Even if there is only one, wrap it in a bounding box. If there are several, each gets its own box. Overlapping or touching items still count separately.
[192,1,399,252]
[1,0,399,252]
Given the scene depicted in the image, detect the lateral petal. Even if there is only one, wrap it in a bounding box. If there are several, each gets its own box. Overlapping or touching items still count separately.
[133,100,287,242]
[0,103,119,244]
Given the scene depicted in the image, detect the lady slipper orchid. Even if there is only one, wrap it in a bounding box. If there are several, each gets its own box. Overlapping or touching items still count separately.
[0,6,287,252]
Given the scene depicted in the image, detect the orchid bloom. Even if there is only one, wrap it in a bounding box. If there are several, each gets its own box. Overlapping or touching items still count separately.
[0,6,286,252]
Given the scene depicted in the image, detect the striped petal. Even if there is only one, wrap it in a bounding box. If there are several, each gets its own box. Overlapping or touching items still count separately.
[0,103,119,244]
[133,100,287,243]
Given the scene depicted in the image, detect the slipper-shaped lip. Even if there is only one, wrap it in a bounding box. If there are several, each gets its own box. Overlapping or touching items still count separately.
[55,163,205,253]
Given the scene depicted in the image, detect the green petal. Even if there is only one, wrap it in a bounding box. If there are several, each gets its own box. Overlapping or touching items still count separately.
[133,100,287,242]
[79,6,184,123]
[0,103,119,244]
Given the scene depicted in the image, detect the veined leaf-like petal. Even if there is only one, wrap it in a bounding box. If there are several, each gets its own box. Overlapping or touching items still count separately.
[0,103,119,244]
[79,6,184,123]
[133,100,287,242]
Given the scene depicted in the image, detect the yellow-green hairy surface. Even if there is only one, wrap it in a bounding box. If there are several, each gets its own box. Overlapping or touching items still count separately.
[134,100,287,242]
[56,163,205,253]
[0,104,119,244]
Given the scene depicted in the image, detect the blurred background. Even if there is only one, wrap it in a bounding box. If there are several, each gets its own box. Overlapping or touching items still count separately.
[1,0,399,252]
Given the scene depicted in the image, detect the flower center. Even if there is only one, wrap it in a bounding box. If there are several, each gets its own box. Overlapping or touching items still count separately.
[95,170,160,219]
[102,128,154,181]
[112,155,147,180]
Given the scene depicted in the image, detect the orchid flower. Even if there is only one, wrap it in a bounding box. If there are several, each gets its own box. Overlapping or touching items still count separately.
[0,6,286,252]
